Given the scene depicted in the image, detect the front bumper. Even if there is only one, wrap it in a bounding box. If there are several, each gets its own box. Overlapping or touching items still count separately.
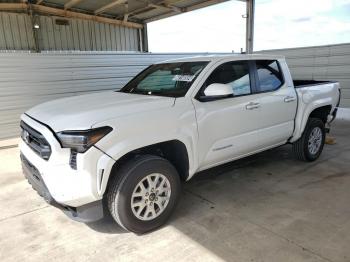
[19,114,116,222]
[21,153,104,222]
[19,114,116,207]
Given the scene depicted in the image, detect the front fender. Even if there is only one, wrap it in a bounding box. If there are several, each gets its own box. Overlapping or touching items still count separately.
[93,99,198,195]
[96,135,196,196]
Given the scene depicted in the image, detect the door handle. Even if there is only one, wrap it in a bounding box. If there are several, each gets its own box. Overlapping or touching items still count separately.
[246,102,260,110]
[284,96,296,103]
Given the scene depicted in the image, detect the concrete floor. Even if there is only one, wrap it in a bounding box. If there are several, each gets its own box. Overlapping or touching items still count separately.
[1,120,349,262]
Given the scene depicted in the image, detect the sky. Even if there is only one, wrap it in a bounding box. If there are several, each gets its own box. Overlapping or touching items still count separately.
[147,0,350,52]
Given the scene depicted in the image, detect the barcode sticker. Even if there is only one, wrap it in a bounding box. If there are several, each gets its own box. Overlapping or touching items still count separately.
[172,75,195,82]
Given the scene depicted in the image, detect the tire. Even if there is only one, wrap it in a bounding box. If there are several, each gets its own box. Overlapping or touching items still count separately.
[107,155,181,234]
[293,118,326,162]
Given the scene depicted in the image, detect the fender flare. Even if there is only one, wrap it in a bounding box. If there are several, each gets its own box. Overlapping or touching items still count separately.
[96,137,196,196]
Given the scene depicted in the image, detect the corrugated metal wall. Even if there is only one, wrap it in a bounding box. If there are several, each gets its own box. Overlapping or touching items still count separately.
[1,43,349,140]
[0,12,140,51]
[0,52,212,139]
[260,43,350,108]
[0,12,36,50]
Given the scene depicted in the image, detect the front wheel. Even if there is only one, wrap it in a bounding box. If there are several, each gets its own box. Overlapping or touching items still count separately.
[107,155,181,234]
[293,118,326,161]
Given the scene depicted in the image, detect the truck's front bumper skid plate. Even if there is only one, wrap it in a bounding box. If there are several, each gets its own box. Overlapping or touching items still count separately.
[20,153,104,222]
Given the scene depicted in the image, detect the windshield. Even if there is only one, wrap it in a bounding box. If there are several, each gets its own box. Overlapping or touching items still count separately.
[120,61,209,97]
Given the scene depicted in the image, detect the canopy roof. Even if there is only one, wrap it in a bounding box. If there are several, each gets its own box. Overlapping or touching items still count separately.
[0,0,246,29]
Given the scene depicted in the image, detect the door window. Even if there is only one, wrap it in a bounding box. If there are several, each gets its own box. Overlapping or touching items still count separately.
[255,60,284,92]
[204,61,251,96]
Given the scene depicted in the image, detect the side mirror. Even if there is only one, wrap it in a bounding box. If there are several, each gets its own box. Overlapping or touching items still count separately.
[203,83,233,98]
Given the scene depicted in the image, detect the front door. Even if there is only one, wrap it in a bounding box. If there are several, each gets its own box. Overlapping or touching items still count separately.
[193,60,264,170]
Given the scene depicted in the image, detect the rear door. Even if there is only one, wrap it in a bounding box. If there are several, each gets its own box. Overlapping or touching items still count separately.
[252,60,298,147]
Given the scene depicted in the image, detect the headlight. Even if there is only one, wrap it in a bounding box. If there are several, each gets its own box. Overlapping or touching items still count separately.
[56,126,112,153]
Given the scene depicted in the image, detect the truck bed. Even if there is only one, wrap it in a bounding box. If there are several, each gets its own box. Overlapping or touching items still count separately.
[293,80,336,88]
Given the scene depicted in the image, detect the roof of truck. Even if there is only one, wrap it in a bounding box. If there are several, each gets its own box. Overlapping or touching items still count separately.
[158,54,286,64]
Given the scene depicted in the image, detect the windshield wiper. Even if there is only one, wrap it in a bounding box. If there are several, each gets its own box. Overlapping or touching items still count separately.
[122,88,177,97]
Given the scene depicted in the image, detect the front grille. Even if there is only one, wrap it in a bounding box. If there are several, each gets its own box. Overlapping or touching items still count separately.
[20,121,52,160]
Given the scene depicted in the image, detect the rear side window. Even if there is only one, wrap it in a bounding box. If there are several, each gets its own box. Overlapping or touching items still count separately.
[255,60,283,92]
[204,61,251,96]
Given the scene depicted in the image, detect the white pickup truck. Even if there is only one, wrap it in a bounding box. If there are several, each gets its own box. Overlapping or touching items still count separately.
[20,54,341,233]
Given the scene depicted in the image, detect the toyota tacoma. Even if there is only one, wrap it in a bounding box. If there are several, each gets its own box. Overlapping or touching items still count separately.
[20,55,341,233]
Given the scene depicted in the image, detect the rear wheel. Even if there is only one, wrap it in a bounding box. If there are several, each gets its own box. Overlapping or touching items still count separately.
[107,155,181,234]
[293,118,326,161]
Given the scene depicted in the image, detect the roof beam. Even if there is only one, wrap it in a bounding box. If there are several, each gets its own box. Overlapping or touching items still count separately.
[144,0,227,23]
[34,4,142,28]
[0,3,142,29]
[148,3,183,13]
[123,13,129,22]
[126,5,153,18]
[123,2,129,21]
[164,4,183,13]
[94,0,127,15]
[0,3,27,11]
[127,0,185,19]
[64,0,85,10]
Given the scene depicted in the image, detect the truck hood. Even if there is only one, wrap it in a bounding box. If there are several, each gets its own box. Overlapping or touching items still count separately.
[26,91,175,132]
